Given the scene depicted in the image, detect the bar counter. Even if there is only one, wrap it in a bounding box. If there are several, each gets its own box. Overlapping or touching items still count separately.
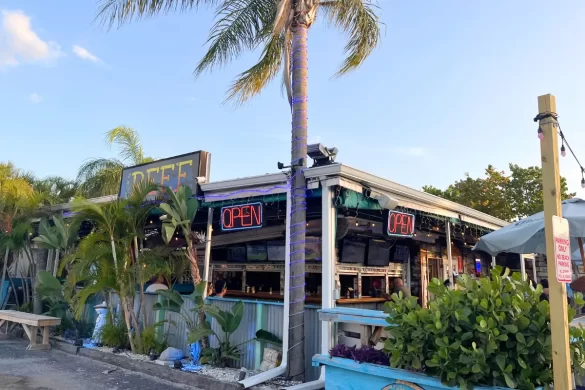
[224,291,387,305]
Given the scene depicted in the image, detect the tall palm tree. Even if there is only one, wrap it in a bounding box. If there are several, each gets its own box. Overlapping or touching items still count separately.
[98,0,381,379]
[77,126,153,198]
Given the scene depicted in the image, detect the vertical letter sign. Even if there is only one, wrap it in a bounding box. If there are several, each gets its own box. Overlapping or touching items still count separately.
[552,215,572,283]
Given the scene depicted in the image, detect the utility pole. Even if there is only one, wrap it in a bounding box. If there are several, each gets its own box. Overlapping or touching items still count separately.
[537,93,572,388]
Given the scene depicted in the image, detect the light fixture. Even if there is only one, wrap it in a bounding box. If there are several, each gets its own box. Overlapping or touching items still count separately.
[537,127,544,140]
[561,144,566,157]
[371,223,375,227]
[581,177,585,189]
[355,222,359,226]
[307,143,338,167]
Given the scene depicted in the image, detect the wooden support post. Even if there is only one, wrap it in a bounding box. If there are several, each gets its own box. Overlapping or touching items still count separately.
[537,93,572,389]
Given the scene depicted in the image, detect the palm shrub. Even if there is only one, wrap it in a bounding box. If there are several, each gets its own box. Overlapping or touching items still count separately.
[383,267,585,390]
[100,314,130,349]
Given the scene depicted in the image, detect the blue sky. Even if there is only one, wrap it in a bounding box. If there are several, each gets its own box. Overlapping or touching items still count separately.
[2,1,585,197]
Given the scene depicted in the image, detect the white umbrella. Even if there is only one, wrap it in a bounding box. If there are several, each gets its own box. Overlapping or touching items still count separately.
[474,198,585,265]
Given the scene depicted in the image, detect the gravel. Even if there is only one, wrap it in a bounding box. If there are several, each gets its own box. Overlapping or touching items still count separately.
[55,336,301,389]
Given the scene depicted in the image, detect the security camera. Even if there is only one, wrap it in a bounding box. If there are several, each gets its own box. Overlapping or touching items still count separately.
[372,192,399,210]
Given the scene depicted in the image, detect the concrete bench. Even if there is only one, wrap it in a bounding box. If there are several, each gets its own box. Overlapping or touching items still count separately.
[0,310,61,351]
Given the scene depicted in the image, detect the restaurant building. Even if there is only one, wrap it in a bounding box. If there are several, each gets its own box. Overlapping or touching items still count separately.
[31,147,515,381]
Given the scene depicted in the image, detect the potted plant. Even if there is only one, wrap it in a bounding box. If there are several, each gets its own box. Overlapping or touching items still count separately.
[313,267,585,390]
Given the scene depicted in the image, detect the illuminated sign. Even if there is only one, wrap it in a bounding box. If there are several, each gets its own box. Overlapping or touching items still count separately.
[383,210,415,237]
[118,151,209,198]
[221,202,263,231]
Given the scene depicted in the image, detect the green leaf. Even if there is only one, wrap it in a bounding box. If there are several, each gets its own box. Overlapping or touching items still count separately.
[203,304,230,330]
[496,354,506,371]
[472,364,481,373]
[503,324,518,334]
[226,301,244,333]
[188,322,216,344]
[255,330,282,346]
[503,373,517,388]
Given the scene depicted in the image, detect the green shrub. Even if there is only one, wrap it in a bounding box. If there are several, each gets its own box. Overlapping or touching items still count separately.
[384,267,585,390]
[138,322,168,355]
[99,316,129,349]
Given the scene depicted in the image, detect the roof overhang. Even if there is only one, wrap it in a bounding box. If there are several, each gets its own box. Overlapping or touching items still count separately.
[304,164,508,231]
[200,172,288,202]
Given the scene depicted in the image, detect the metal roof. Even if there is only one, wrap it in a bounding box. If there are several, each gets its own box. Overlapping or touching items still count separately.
[45,164,508,230]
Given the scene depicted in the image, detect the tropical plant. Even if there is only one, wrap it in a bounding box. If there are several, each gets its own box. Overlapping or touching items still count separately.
[188,301,283,367]
[34,215,81,277]
[153,282,208,330]
[100,314,130,349]
[64,195,142,351]
[138,322,170,355]
[97,0,383,378]
[32,176,79,205]
[383,267,585,389]
[76,126,153,197]
[158,185,203,286]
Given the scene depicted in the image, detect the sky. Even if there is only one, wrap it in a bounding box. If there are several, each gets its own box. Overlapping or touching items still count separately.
[2,1,585,197]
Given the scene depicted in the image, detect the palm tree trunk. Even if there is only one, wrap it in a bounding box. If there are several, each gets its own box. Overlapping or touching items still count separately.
[187,241,201,285]
[33,248,48,314]
[110,236,119,272]
[134,236,147,328]
[52,249,60,277]
[286,23,308,382]
[1,247,9,308]
[120,296,137,352]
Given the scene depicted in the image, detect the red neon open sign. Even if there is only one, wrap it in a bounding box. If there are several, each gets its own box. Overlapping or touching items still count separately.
[221,202,263,231]
[384,210,415,237]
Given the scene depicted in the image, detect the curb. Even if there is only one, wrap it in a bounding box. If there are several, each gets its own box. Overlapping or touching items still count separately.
[49,337,244,390]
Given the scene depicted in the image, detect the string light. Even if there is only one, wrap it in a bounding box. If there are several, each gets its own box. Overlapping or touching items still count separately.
[537,126,544,140]
[555,123,585,190]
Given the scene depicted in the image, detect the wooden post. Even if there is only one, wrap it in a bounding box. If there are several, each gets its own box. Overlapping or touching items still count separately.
[537,93,572,388]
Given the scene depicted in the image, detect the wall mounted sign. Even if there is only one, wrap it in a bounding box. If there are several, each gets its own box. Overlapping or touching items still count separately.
[383,210,415,237]
[553,215,572,283]
[118,151,209,198]
[221,202,263,231]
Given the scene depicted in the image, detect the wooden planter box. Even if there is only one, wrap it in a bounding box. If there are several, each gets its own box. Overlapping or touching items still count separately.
[312,355,543,390]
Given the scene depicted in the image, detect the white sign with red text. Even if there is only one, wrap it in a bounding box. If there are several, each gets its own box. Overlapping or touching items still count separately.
[552,215,572,283]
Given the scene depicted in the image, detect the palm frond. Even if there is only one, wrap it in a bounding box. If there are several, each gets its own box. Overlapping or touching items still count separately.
[97,0,213,29]
[106,126,150,165]
[226,33,285,105]
[194,0,277,75]
[76,158,125,197]
[320,0,381,76]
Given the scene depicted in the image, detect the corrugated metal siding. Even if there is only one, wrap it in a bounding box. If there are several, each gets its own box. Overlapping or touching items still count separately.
[304,307,322,381]
[104,294,322,381]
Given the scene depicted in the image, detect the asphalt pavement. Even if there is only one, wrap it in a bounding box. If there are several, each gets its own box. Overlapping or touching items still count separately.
[0,338,203,390]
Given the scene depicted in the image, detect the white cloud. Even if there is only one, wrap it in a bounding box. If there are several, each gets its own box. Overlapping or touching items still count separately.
[28,93,43,104]
[72,45,102,63]
[0,10,63,69]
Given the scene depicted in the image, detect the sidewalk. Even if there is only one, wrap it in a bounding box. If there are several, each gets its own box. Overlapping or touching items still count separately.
[0,338,202,390]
